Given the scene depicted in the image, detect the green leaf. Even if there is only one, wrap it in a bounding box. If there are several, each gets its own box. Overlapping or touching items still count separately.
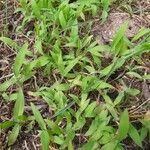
[63,56,81,76]
[31,103,46,130]
[125,88,140,96]
[102,93,114,106]
[112,22,128,54]
[87,45,103,57]
[117,109,129,141]
[114,92,124,106]
[70,19,78,38]
[13,43,29,76]
[40,130,50,150]
[0,76,16,92]
[0,37,19,50]
[85,118,98,136]
[8,124,20,146]
[140,127,148,141]
[84,102,97,117]
[35,39,43,54]
[101,141,118,150]
[13,87,24,118]
[97,81,113,89]
[143,74,150,80]
[45,119,62,134]
[132,27,150,42]
[0,121,14,129]
[59,11,66,28]
[126,71,142,79]
[53,136,64,145]
[106,104,118,120]
[99,132,112,144]
[31,0,40,17]
[129,124,143,148]
[51,101,75,119]
[79,140,98,150]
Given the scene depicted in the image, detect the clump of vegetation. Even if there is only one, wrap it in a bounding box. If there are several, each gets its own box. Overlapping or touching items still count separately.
[0,0,150,149]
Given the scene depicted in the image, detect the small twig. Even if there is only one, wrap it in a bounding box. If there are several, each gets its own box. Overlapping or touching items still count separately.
[129,98,150,113]
[0,73,14,81]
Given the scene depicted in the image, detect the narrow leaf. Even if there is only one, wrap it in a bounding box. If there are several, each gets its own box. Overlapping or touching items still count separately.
[59,11,66,28]
[13,43,28,76]
[129,124,143,148]
[31,103,46,130]
[0,76,16,92]
[117,109,129,141]
[0,37,19,50]
[8,124,20,146]
[40,130,50,150]
[13,87,24,118]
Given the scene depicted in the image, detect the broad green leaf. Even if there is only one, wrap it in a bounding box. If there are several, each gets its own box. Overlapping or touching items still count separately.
[84,102,97,117]
[80,98,90,113]
[45,119,62,134]
[129,124,143,148]
[13,87,24,118]
[79,140,98,150]
[112,22,128,54]
[51,101,75,119]
[102,94,114,106]
[59,11,66,28]
[0,37,19,50]
[13,43,29,76]
[0,76,16,92]
[125,88,140,96]
[40,130,50,150]
[2,92,18,102]
[99,132,112,144]
[114,92,124,106]
[8,124,20,146]
[24,56,49,74]
[87,45,103,57]
[70,19,78,38]
[53,136,64,145]
[132,27,150,42]
[35,39,43,54]
[101,10,108,23]
[31,0,40,17]
[0,121,14,129]
[65,128,75,144]
[126,71,142,79]
[98,81,113,89]
[117,109,129,141]
[64,56,81,76]
[100,63,114,77]
[140,127,148,141]
[68,141,74,150]
[106,104,118,120]
[85,118,98,136]
[100,57,126,78]
[143,74,150,80]
[31,103,46,130]
[82,35,93,48]
[101,141,118,150]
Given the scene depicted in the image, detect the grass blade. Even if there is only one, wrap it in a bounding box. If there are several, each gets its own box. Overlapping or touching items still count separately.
[13,87,25,118]
[31,103,46,130]
[40,130,50,150]
[13,43,29,76]
[8,124,20,146]
[116,109,129,141]
[129,124,143,148]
